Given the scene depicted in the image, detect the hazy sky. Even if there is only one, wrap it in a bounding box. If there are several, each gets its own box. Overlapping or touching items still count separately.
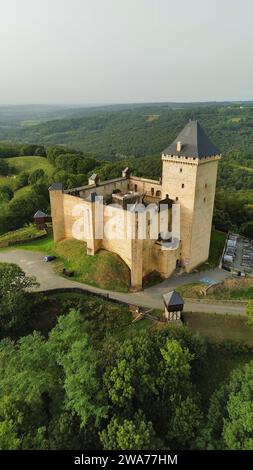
[0,0,253,105]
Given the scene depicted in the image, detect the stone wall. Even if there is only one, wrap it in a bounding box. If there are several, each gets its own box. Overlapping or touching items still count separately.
[50,151,220,289]
[189,158,219,269]
[102,204,133,269]
[49,188,65,242]
[161,154,220,271]
[129,175,162,197]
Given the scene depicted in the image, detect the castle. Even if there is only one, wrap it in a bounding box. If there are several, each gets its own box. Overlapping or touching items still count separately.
[49,120,221,290]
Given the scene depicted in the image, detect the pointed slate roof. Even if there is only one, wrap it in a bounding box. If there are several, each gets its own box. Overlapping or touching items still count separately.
[162,120,220,158]
[162,291,184,309]
[48,182,63,191]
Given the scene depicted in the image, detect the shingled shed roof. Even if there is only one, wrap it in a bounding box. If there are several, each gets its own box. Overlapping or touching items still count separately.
[34,210,47,218]
[162,120,220,158]
[163,291,184,310]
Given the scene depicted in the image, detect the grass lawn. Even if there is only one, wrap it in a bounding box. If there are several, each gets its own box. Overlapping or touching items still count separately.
[0,174,17,190]
[177,282,205,298]
[12,185,34,199]
[7,233,55,252]
[144,114,160,121]
[183,311,253,346]
[207,277,253,300]
[20,120,43,127]
[53,239,130,292]
[0,225,45,244]
[229,117,241,123]
[6,156,54,175]
[195,230,226,271]
[178,276,253,300]
[0,155,55,193]
[3,233,131,292]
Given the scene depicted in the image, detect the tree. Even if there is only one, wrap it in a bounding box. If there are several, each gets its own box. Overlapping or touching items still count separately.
[20,144,43,156]
[0,419,21,450]
[48,310,108,429]
[5,189,48,231]
[14,172,29,190]
[0,262,38,333]
[159,338,192,387]
[100,411,159,450]
[0,185,13,203]
[46,146,67,164]
[0,159,10,175]
[104,333,158,411]
[166,396,202,448]
[157,338,202,448]
[61,338,108,428]
[28,169,45,185]
[0,203,9,235]
[0,333,59,449]
[246,300,253,327]
[34,146,46,157]
[103,330,202,449]
[204,361,253,450]
[0,315,92,450]
[241,221,253,240]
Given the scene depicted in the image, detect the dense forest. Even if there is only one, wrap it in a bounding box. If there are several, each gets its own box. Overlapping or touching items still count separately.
[0,263,253,450]
[0,102,253,236]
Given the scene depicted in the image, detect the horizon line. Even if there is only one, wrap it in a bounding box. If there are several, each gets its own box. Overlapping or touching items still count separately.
[0,99,253,108]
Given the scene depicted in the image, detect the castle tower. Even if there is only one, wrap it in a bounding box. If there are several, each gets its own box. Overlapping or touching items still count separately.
[161,120,221,271]
[49,182,65,242]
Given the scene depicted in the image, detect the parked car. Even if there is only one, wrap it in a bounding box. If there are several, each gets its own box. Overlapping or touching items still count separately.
[43,255,57,262]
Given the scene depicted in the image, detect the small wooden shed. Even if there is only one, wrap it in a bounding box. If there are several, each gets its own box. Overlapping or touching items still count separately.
[162,290,184,323]
[34,210,51,230]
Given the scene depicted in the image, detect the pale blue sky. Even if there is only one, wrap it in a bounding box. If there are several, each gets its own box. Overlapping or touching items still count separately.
[0,0,252,104]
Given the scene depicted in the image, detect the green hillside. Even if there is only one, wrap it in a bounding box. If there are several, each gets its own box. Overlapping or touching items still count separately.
[7,156,54,174]
[0,156,54,190]
[2,103,253,160]
[0,103,253,238]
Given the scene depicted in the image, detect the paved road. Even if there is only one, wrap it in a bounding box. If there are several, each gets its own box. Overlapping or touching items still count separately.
[0,250,246,315]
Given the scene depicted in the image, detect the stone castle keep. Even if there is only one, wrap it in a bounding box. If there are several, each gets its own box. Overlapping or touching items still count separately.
[49,120,221,290]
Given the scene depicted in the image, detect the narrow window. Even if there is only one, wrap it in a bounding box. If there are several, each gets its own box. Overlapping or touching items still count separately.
[181,184,184,189]
[151,187,154,196]
[176,197,179,201]
[204,197,206,202]
[205,183,207,188]
[180,168,182,173]
[134,184,137,192]
[156,190,161,197]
